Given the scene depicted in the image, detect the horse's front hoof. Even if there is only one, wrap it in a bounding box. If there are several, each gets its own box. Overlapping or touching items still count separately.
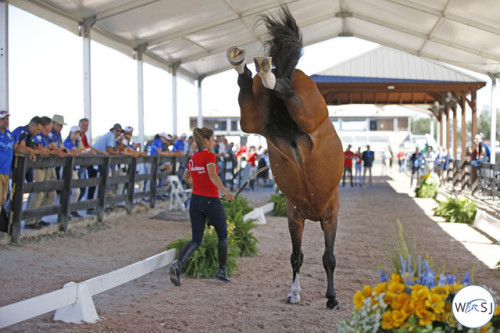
[253,57,272,73]
[287,293,300,304]
[326,299,340,310]
[227,46,246,65]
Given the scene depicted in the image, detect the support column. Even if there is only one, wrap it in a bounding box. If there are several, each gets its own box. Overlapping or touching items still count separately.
[445,105,451,151]
[80,17,96,142]
[461,97,467,190]
[197,76,204,128]
[171,62,180,136]
[135,44,147,147]
[439,112,443,148]
[452,104,458,187]
[490,75,497,164]
[430,117,435,143]
[471,90,478,193]
[0,1,8,111]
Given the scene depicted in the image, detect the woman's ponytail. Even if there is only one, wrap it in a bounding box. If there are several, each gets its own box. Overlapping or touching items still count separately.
[193,127,214,151]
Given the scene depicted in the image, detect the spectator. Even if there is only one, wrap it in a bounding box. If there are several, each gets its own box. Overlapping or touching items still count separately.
[343,144,354,187]
[410,148,426,187]
[174,133,187,154]
[77,118,100,211]
[63,126,85,218]
[183,135,195,157]
[50,114,68,182]
[397,148,406,172]
[362,145,374,186]
[25,116,59,229]
[470,134,490,169]
[245,146,258,190]
[354,147,363,186]
[0,110,13,232]
[92,123,122,155]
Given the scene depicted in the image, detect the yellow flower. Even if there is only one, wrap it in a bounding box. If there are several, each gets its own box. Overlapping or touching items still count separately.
[381,311,395,329]
[480,322,491,332]
[391,309,409,328]
[431,285,450,298]
[391,293,410,311]
[372,282,387,295]
[427,293,445,314]
[385,281,405,304]
[390,273,403,284]
[353,290,365,310]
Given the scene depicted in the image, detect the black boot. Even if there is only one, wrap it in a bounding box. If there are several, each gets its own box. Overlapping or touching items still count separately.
[216,266,230,283]
[170,241,198,286]
[216,238,230,282]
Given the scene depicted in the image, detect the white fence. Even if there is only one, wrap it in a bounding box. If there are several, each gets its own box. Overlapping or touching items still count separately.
[0,249,177,328]
[0,202,274,329]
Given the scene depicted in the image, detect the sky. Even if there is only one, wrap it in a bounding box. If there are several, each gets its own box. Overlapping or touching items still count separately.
[6,5,493,141]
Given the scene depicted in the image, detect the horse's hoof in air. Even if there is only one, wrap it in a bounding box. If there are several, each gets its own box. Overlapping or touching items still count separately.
[326,299,340,310]
[227,46,246,65]
[253,57,272,73]
[287,293,300,304]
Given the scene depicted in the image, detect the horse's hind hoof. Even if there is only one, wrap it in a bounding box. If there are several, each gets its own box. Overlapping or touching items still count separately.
[227,46,246,65]
[254,57,272,73]
[326,299,339,310]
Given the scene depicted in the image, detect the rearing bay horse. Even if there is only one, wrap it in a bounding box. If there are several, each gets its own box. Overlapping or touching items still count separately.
[227,6,344,309]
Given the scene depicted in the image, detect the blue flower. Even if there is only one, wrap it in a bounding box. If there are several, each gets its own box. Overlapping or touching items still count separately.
[378,270,388,282]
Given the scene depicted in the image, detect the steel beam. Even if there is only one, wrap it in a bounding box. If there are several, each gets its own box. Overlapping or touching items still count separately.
[0,0,8,111]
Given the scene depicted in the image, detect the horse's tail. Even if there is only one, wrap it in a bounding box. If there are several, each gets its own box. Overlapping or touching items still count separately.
[260,6,303,81]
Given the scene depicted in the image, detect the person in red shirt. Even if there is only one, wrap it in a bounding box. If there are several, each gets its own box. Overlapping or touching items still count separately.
[170,127,235,286]
[343,144,355,187]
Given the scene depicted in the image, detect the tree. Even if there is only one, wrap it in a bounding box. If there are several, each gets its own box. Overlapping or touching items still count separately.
[477,107,500,139]
[411,117,431,135]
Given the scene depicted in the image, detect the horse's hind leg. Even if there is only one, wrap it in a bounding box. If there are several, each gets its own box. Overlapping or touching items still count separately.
[285,198,305,304]
[321,197,340,310]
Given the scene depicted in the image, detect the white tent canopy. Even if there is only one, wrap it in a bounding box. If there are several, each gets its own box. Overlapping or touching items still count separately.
[9,0,500,80]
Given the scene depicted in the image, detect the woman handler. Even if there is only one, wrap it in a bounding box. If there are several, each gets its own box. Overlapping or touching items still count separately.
[170,127,235,286]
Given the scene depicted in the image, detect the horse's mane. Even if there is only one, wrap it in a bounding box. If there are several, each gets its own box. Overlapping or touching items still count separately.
[259,6,303,81]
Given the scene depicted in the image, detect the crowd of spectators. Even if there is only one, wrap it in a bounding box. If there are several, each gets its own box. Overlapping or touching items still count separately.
[0,110,275,233]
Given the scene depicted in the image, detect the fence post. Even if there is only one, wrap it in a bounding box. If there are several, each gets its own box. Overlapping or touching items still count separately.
[96,158,110,222]
[126,158,137,214]
[59,157,73,231]
[9,155,27,243]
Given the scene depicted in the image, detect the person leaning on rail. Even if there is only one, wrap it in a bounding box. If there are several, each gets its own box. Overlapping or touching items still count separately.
[0,110,14,233]
[169,127,235,286]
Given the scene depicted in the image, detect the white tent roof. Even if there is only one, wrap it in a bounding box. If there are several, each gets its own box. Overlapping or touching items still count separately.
[11,0,500,81]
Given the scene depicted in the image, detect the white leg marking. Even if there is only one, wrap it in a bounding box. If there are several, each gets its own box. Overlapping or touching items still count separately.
[235,63,245,75]
[257,71,276,90]
[287,273,301,304]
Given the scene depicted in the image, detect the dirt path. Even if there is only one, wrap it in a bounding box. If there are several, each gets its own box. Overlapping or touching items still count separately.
[1,174,499,332]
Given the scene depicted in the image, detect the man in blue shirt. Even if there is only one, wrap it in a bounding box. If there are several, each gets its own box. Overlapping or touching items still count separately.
[362,145,375,187]
[0,110,14,232]
[173,133,187,154]
[92,123,122,154]
[26,116,58,229]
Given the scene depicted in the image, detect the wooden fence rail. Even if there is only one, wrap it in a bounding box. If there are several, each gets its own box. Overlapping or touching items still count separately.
[7,154,236,243]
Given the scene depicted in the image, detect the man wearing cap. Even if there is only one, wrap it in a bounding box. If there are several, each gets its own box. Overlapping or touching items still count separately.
[173,133,187,154]
[0,110,14,232]
[92,123,122,155]
[50,114,68,182]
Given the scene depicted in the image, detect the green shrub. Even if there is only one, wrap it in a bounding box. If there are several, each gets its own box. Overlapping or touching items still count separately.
[165,225,239,278]
[222,196,253,220]
[415,178,438,198]
[230,211,258,257]
[223,196,258,256]
[433,195,477,223]
[270,193,287,216]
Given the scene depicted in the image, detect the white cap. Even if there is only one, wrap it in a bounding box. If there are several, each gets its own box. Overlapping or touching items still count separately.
[159,132,169,139]
[123,126,134,133]
[70,125,81,133]
[131,138,141,145]
[181,133,187,138]
[474,134,482,141]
